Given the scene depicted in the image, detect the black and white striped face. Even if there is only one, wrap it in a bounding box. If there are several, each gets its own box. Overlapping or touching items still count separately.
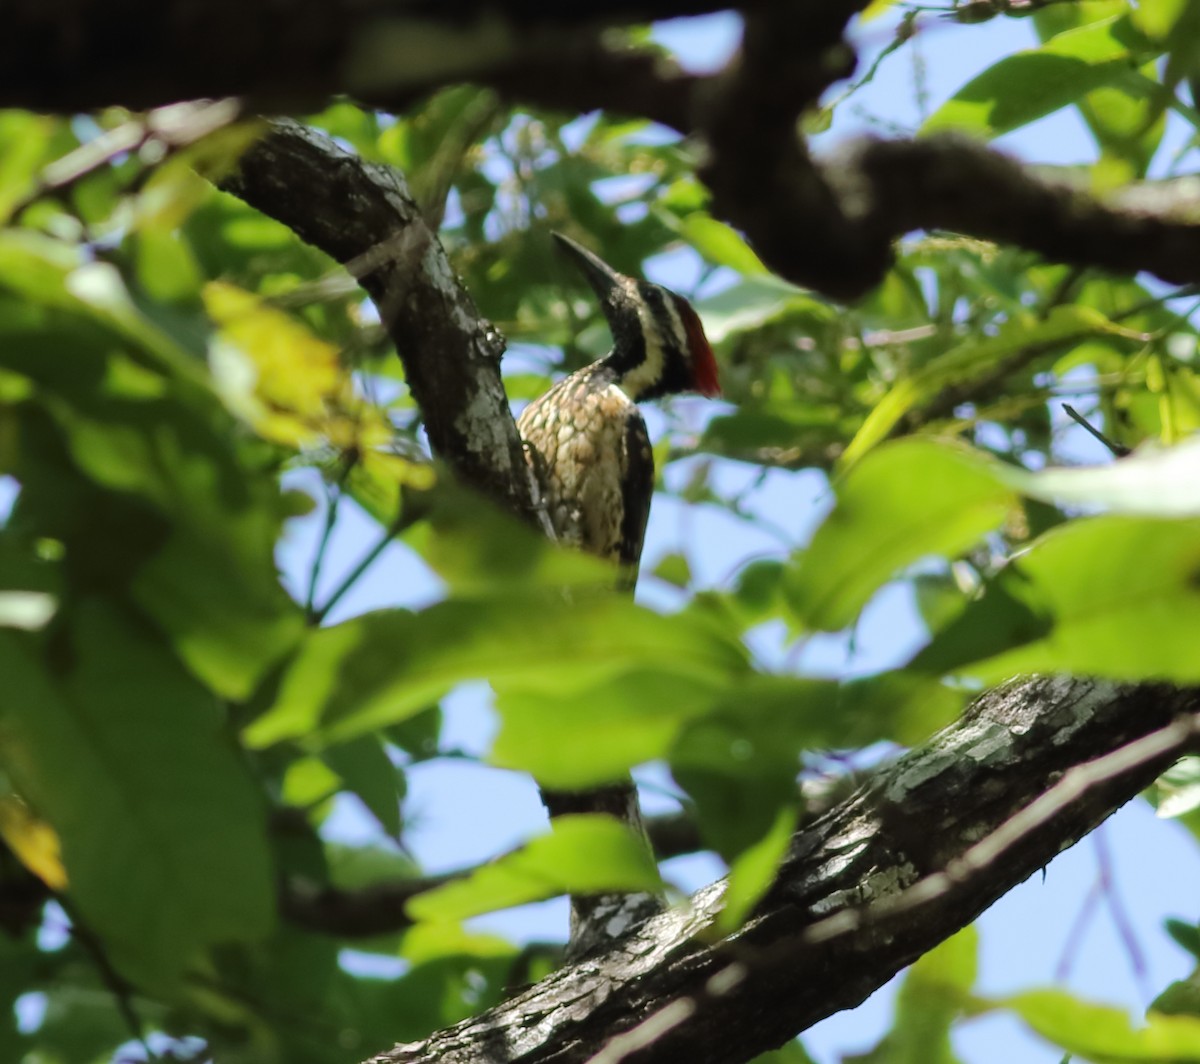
[615,279,721,401]
[552,232,720,402]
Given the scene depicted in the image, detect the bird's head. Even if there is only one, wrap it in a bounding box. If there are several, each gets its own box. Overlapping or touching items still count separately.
[553,232,721,402]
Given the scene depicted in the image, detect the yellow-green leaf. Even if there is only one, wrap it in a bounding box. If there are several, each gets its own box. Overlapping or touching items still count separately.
[405,815,662,922]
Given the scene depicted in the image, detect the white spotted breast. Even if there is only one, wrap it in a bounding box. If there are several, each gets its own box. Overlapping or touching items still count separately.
[517,365,654,575]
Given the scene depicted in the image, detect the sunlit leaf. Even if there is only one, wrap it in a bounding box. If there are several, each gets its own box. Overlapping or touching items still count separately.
[842,305,1131,467]
[1018,435,1200,515]
[996,988,1200,1062]
[0,590,56,630]
[677,214,766,275]
[786,440,1016,631]
[246,594,749,749]
[405,480,616,595]
[922,15,1159,138]
[205,282,429,488]
[914,516,1200,683]
[861,0,901,21]
[0,112,58,223]
[494,667,727,788]
[695,275,832,344]
[1148,756,1200,818]
[1131,0,1192,38]
[405,814,661,922]
[855,926,977,1064]
[715,804,796,934]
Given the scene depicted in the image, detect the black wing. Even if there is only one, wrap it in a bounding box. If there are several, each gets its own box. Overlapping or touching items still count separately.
[616,410,654,590]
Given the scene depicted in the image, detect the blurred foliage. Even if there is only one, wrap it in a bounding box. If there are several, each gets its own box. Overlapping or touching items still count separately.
[1,1,1200,1060]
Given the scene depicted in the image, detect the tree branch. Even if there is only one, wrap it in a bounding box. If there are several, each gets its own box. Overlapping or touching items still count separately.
[814,135,1200,298]
[0,0,747,113]
[219,120,542,523]
[368,677,1196,1064]
[14,3,1200,305]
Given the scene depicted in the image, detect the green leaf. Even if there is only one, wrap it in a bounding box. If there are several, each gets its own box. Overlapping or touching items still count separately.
[922,15,1158,139]
[36,979,153,1064]
[785,440,1015,631]
[493,666,725,789]
[861,0,901,21]
[134,225,203,305]
[914,516,1200,683]
[0,600,274,985]
[1166,918,1200,960]
[715,804,796,934]
[834,669,969,747]
[853,926,977,1064]
[999,988,1200,1062]
[677,214,767,275]
[842,305,1127,467]
[695,275,833,344]
[670,676,837,858]
[1152,971,1200,1019]
[132,523,305,700]
[0,112,57,223]
[1133,0,1196,38]
[325,840,419,891]
[405,814,662,922]
[406,481,616,595]
[323,735,404,837]
[0,237,305,700]
[246,594,748,749]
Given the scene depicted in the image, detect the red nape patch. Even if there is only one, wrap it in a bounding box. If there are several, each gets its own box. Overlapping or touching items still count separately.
[679,301,721,397]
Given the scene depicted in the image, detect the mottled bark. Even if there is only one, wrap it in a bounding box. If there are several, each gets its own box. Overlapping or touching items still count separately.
[220,121,540,523]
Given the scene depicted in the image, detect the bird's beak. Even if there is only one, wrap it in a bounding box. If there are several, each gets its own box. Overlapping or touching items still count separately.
[552,232,626,306]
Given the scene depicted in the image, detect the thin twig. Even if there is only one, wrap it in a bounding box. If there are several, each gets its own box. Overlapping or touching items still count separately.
[1062,403,1131,458]
[1054,877,1100,982]
[10,98,242,219]
[313,501,424,624]
[305,483,342,622]
[1094,825,1149,990]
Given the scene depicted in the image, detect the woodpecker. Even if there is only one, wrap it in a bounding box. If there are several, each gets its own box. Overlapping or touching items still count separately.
[518,233,720,954]
[518,233,720,586]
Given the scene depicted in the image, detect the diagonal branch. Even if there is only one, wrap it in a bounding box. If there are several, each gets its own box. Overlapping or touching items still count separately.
[369,677,1196,1064]
[219,120,541,523]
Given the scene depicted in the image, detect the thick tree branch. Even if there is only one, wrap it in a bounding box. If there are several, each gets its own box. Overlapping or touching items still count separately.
[369,678,1196,1064]
[0,0,747,113]
[802,135,1200,299]
[14,2,1200,304]
[219,121,541,522]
